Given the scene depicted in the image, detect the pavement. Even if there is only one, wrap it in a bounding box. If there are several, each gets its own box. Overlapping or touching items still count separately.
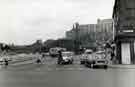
[108,64,135,69]
[0,53,37,66]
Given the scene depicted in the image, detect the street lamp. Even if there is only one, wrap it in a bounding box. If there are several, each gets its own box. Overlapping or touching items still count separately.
[74,22,80,54]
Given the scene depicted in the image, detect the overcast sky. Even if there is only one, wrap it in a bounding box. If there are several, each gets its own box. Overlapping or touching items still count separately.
[0,0,114,45]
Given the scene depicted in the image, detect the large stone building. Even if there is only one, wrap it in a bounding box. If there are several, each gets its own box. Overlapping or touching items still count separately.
[66,19,113,47]
[66,23,97,40]
[113,0,135,64]
[96,19,113,41]
[66,26,76,40]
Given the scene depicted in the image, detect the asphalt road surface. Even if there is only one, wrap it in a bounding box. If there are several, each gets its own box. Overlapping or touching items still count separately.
[0,55,135,87]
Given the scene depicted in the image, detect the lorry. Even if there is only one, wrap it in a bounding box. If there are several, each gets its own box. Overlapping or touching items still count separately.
[49,47,66,57]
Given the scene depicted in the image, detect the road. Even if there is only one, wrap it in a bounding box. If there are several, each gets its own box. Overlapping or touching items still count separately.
[0,55,135,87]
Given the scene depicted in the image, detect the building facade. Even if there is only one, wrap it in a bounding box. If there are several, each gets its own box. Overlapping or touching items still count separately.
[113,0,135,64]
[66,19,113,45]
[96,19,113,41]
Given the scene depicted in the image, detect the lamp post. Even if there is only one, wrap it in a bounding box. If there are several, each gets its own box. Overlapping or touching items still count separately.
[74,22,80,54]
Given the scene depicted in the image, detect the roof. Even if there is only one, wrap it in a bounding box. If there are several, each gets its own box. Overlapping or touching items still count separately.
[85,49,93,53]
[62,51,74,54]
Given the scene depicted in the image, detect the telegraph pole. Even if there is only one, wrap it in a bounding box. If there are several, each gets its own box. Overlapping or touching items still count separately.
[74,22,80,54]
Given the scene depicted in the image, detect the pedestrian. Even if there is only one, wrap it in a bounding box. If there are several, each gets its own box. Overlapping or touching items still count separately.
[42,53,46,60]
[4,58,8,66]
[36,52,42,64]
[41,53,46,63]
[57,50,63,64]
[111,51,115,60]
[42,54,45,58]
[36,58,41,64]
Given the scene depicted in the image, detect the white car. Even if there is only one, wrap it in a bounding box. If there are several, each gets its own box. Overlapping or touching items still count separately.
[49,47,66,57]
[95,51,105,59]
[92,59,108,69]
[92,51,108,69]
[58,51,74,64]
[80,49,93,64]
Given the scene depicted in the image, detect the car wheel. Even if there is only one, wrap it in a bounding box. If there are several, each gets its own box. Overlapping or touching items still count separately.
[104,65,108,69]
[57,62,60,64]
[80,61,84,64]
[85,63,91,68]
[93,65,96,69]
[80,61,82,64]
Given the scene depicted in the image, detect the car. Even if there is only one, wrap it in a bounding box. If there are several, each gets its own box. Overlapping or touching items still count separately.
[92,51,108,69]
[92,59,108,69]
[49,47,60,57]
[80,49,93,64]
[58,51,74,65]
[84,50,107,68]
[41,52,50,57]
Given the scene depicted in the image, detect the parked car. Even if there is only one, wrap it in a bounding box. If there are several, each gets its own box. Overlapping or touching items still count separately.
[84,50,108,68]
[92,59,108,69]
[57,51,74,65]
[92,51,108,69]
[80,49,94,65]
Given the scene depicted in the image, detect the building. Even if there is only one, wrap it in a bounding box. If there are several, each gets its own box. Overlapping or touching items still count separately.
[66,26,76,40]
[66,24,97,40]
[96,19,113,41]
[97,19,113,32]
[66,19,113,48]
[113,0,135,64]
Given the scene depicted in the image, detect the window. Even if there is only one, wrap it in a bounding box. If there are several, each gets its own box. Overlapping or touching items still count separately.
[126,8,135,17]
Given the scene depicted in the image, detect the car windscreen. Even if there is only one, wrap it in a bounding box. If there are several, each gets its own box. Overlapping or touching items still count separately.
[95,53,105,59]
[62,52,73,57]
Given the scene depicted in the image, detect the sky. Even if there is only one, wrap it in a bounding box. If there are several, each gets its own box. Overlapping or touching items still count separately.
[0,0,115,45]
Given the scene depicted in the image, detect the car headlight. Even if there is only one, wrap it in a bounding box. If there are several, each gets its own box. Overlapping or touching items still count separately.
[95,56,98,59]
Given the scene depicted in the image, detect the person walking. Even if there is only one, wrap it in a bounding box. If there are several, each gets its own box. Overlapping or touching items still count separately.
[4,58,8,66]
[111,41,116,64]
[57,51,63,64]
[41,53,46,63]
[36,52,42,64]
[1,50,9,66]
